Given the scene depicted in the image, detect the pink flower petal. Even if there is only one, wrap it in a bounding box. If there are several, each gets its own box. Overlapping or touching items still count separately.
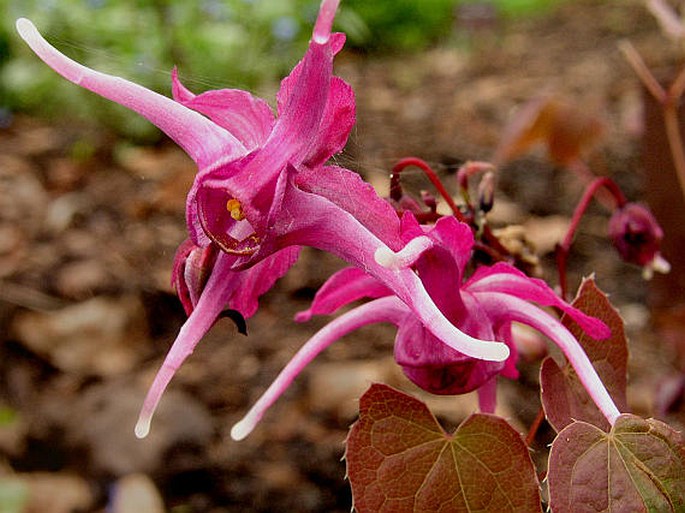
[465,262,610,340]
[171,69,275,151]
[426,217,475,279]
[227,246,300,318]
[313,0,341,44]
[15,18,245,170]
[482,292,621,426]
[302,77,356,168]
[135,251,240,438]
[265,42,332,167]
[394,316,504,395]
[295,267,392,322]
[296,165,404,251]
[276,31,346,117]
[276,186,510,362]
[231,296,406,440]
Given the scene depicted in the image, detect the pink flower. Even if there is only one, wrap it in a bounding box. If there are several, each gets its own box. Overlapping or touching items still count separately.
[17,0,511,436]
[134,242,299,437]
[230,215,621,440]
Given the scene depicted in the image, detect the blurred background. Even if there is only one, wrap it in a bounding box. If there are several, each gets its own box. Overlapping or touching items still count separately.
[1,1,684,512]
[0,0,561,139]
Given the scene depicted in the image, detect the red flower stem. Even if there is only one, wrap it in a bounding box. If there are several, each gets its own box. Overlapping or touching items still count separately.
[391,157,467,222]
[557,177,627,299]
[480,225,515,261]
[525,406,547,447]
[566,159,614,209]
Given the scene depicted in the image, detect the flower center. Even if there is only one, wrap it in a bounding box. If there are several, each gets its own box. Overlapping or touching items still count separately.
[226,198,246,221]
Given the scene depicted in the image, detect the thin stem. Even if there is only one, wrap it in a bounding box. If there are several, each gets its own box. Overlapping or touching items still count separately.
[663,103,685,197]
[525,407,547,447]
[556,177,627,299]
[668,64,685,100]
[620,39,685,206]
[566,159,614,210]
[391,157,467,222]
[618,40,666,103]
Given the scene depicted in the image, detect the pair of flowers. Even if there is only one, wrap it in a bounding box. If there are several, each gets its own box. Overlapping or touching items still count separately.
[16,0,622,440]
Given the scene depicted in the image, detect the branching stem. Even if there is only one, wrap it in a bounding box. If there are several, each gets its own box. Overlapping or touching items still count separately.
[391,157,467,222]
[557,177,627,299]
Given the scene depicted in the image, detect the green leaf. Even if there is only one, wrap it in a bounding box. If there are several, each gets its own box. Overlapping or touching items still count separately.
[345,383,542,513]
[0,478,28,513]
[548,414,685,513]
[540,277,629,432]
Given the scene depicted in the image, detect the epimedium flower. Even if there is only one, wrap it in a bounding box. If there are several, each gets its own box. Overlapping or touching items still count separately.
[17,0,510,437]
[230,214,622,440]
[607,202,670,279]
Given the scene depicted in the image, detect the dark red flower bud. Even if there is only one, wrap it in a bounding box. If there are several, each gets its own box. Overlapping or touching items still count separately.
[608,203,670,277]
[477,171,496,213]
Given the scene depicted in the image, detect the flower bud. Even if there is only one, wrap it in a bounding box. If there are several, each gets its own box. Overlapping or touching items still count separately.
[171,240,247,333]
[607,203,669,276]
[171,240,217,316]
[477,171,496,213]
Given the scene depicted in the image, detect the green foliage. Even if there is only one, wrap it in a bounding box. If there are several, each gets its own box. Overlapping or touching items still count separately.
[0,405,18,427]
[344,0,457,51]
[473,0,561,17]
[0,478,28,513]
[0,0,325,139]
[344,0,564,51]
[0,0,564,138]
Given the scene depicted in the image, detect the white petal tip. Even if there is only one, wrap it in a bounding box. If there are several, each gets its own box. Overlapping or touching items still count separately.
[479,342,510,362]
[134,419,150,439]
[312,33,330,45]
[230,420,252,441]
[374,247,396,268]
[642,254,671,280]
[653,254,671,274]
[15,18,34,36]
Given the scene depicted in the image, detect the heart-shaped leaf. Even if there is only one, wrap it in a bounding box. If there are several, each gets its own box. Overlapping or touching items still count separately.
[541,277,629,432]
[548,414,685,512]
[345,383,541,513]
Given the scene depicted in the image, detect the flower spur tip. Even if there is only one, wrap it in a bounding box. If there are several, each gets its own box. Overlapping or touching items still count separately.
[15,18,32,34]
[312,0,341,44]
[230,416,256,441]
[487,342,511,362]
[134,416,151,439]
[374,236,434,270]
